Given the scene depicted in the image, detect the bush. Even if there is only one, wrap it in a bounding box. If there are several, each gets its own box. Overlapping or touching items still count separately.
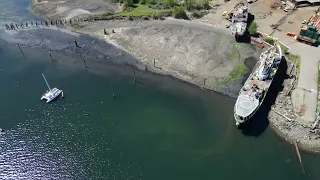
[163,0,175,8]
[124,0,134,8]
[185,0,209,10]
[191,10,208,18]
[147,0,156,5]
[263,37,275,45]
[248,21,257,35]
[140,0,147,4]
[172,6,188,19]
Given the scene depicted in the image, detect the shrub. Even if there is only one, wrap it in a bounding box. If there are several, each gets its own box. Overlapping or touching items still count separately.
[263,37,275,45]
[140,0,147,4]
[248,21,257,35]
[147,0,156,5]
[124,0,134,8]
[191,10,208,18]
[172,6,188,19]
[163,0,175,8]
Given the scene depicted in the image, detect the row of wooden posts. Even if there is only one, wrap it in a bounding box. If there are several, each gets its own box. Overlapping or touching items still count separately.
[4,18,84,30]
[15,41,140,98]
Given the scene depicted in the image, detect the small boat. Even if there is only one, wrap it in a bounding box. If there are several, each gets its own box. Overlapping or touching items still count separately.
[40,73,62,103]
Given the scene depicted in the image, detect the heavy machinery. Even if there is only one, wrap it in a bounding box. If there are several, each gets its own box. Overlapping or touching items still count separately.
[296,8,320,46]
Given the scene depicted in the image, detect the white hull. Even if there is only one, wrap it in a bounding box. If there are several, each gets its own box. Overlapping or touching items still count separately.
[40,87,62,103]
[234,44,282,126]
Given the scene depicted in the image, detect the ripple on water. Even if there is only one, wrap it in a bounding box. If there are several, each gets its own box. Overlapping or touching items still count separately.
[0,103,141,180]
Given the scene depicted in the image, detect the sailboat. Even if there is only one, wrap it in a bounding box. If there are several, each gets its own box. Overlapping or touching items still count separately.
[40,73,62,103]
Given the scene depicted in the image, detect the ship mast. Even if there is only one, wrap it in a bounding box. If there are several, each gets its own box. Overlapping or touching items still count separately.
[42,73,51,91]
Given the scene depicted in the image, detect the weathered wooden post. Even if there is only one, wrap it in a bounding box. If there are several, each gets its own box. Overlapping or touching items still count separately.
[133,70,136,83]
[104,29,108,35]
[111,85,115,98]
[17,44,24,55]
[112,29,115,33]
[153,59,156,67]
[203,78,207,87]
[75,40,81,48]
[36,22,38,26]
[48,51,54,62]
[25,22,28,27]
[83,59,88,69]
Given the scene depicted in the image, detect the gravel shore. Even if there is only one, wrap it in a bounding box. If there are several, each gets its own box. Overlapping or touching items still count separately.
[268,59,320,154]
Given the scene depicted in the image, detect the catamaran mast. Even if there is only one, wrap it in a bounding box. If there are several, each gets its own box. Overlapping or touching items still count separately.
[42,73,51,91]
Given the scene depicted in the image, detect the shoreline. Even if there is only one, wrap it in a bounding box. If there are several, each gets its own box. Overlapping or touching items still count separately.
[29,0,320,154]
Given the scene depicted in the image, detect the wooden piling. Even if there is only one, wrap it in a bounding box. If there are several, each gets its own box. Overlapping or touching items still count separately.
[294,140,305,174]
[48,51,54,61]
[111,85,115,98]
[61,91,64,98]
[25,22,28,27]
[75,40,81,48]
[153,59,156,67]
[17,44,24,55]
[36,22,38,26]
[104,29,107,35]
[83,59,87,69]
[133,70,136,83]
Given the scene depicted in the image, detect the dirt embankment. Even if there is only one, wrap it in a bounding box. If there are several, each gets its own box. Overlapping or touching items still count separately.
[31,0,262,96]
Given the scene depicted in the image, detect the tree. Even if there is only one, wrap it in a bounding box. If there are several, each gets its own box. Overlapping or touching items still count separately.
[248,21,257,35]
[163,0,174,8]
[172,6,188,20]
[124,0,133,8]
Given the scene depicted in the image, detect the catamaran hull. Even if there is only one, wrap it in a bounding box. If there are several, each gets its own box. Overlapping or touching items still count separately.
[40,89,62,103]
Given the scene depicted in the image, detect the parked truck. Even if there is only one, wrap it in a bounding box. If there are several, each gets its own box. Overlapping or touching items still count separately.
[296,8,320,46]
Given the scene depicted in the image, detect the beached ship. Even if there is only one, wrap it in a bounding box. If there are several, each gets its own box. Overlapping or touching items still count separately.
[234,43,282,126]
[40,73,62,103]
[230,2,248,38]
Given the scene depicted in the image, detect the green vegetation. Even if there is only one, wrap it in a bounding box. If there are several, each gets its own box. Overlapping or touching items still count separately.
[172,6,188,19]
[117,4,165,16]
[229,41,239,59]
[286,53,301,68]
[90,0,210,20]
[263,37,275,45]
[318,60,320,86]
[185,0,210,11]
[279,42,289,54]
[230,63,247,80]
[248,21,257,36]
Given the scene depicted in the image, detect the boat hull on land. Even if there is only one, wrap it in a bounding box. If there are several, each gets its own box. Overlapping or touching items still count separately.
[234,43,282,126]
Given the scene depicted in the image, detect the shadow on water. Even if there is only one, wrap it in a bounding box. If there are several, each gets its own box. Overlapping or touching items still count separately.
[240,56,289,137]
[235,13,255,43]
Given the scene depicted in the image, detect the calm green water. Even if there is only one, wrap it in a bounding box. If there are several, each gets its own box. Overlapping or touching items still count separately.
[0,0,320,179]
[0,34,319,180]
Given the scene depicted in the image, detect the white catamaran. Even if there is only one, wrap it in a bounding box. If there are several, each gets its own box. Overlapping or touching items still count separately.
[40,73,62,103]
